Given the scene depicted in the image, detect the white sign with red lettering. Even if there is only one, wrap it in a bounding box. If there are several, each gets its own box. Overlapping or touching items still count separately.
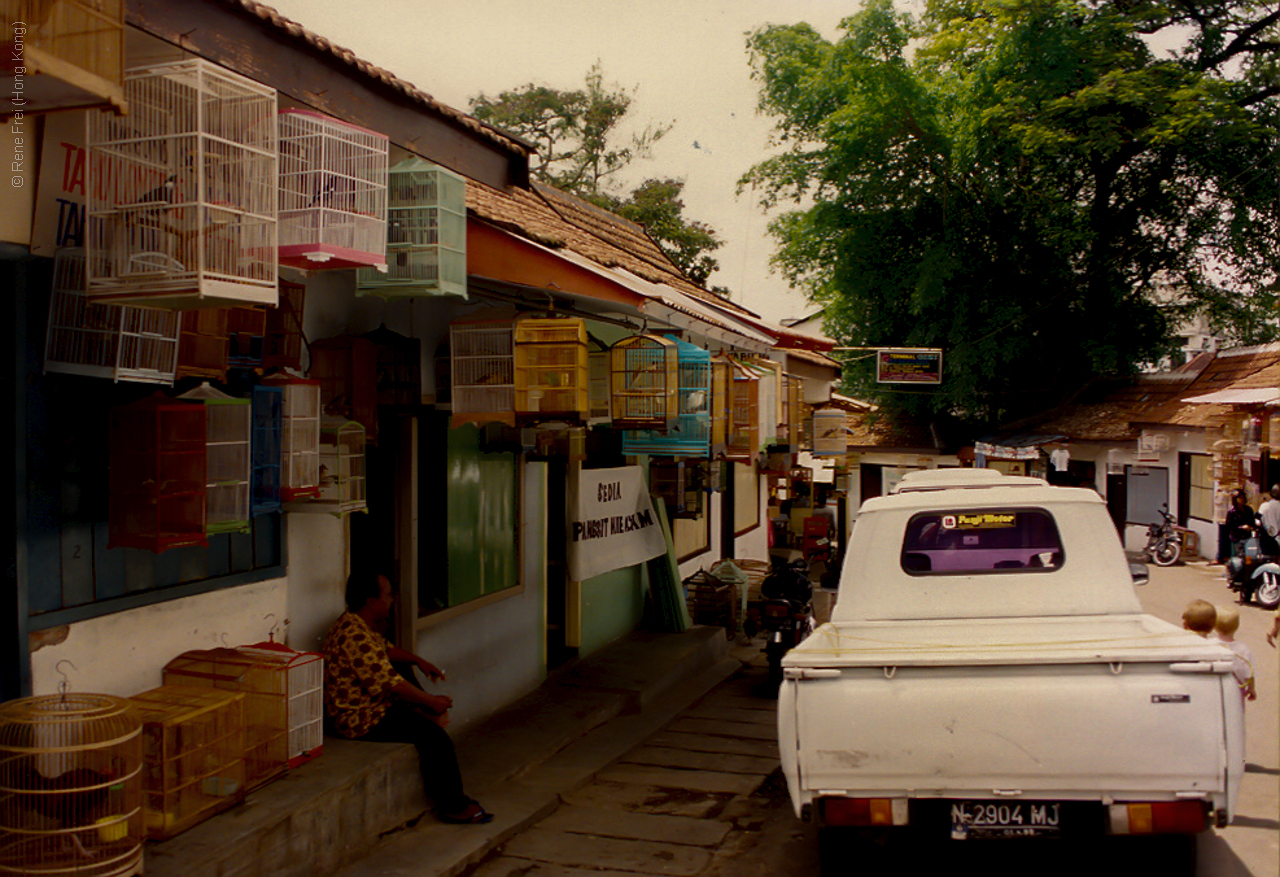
[31,111,89,256]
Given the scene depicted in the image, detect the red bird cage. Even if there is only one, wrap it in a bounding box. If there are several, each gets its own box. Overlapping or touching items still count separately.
[108,392,207,553]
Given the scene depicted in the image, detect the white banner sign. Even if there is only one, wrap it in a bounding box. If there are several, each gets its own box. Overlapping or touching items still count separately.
[568,466,667,581]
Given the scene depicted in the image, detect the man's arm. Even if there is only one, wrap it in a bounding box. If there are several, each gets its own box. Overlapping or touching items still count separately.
[387,643,445,682]
[390,679,452,715]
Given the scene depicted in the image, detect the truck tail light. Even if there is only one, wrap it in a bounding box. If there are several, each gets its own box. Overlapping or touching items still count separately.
[1109,801,1208,835]
[821,797,909,827]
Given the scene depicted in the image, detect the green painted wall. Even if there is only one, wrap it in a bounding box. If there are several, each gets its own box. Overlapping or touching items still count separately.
[578,564,645,656]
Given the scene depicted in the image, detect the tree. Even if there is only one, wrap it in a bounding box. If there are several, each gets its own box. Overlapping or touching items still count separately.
[471,66,723,287]
[742,0,1280,428]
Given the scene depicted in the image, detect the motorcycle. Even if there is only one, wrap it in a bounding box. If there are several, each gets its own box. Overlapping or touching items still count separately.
[1225,536,1280,610]
[1143,505,1182,567]
[756,553,815,691]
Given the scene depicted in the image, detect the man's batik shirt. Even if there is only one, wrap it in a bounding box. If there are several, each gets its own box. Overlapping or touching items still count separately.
[321,611,401,738]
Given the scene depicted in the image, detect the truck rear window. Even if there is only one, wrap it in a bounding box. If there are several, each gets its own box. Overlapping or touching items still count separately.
[901,509,1063,574]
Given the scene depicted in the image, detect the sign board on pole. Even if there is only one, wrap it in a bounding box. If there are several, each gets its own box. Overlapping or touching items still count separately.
[568,466,667,581]
[876,348,943,384]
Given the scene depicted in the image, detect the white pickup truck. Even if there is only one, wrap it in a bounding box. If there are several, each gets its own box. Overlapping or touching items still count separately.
[779,469,1243,871]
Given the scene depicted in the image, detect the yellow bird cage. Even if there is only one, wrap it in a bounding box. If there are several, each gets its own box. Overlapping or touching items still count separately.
[513,316,589,422]
[0,693,143,877]
[609,335,678,430]
[726,357,761,461]
[127,685,245,841]
[710,354,730,457]
[161,649,290,792]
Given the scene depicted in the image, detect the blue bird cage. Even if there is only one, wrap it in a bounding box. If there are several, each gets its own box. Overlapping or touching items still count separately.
[251,383,284,516]
[621,336,712,457]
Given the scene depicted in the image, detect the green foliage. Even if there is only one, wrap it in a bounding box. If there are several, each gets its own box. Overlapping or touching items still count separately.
[471,66,722,286]
[743,0,1280,428]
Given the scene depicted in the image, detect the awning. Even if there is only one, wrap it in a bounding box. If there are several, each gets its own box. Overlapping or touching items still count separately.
[975,434,1068,461]
[1181,388,1280,406]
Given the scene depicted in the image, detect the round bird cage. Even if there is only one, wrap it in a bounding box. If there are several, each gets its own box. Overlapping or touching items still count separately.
[0,694,143,876]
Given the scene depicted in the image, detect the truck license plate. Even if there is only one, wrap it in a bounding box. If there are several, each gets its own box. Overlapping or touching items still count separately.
[951,802,1062,840]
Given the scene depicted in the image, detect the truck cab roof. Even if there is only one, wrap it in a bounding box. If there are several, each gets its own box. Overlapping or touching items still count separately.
[893,468,1047,492]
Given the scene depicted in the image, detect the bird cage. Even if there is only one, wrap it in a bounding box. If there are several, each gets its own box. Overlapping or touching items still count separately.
[126,686,245,841]
[364,324,421,409]
[226,306,266,368]
[261,376,321,502]
[175,308,230,381]
[250,383,283,516]
[513,316,588,422]
[743,357,780,448]
[726,358,761,461]
[449,310,515,428]
[710,354,730,458]
[161,650,288,792]
[649,460,706,518]
[0,0,127,116]
[108,392,207,552]
[285,418,366,516]
[308,334,378,444]
[812,408,847,457]
[261,280,305,371]
[86,58,278,309]
[278,109,389,271]
[356,157,466,299]
[621,337,711,457]
[178,383,251,535]
[587,339,610,422]
[779,372,803,447]
[238,641,324,769]
[0,692,143,877]
[44,247,182,385]
[610,334,678,430]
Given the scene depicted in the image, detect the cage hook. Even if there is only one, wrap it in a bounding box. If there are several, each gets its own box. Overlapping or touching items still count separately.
[263,613,281,643]
[55,660,77,701]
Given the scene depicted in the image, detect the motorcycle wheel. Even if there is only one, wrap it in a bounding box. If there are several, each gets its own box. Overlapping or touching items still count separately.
[1255,571,1280,611]
[1152,537,1181,567]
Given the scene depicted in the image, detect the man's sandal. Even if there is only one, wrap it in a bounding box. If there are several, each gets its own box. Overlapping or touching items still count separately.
[439,801,494,824]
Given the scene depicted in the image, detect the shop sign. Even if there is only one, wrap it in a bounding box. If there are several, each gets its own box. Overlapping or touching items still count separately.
[876,348,943,384]
[568,466,667,581]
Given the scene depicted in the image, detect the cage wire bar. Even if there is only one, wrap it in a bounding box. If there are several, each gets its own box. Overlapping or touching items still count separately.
[284,418,366,516]
[609,334,678,430]
[87,58,278,309]
[621,336,711,456]
[262,377,321,502]
[44,246,182,384]
[178,382,251,535]
[450,310,515,427]
[356,157,466,299]
[278,109,389,271]
[513,316,589,422]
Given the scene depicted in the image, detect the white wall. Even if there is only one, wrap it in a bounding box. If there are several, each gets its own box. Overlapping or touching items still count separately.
[284,511,349,652]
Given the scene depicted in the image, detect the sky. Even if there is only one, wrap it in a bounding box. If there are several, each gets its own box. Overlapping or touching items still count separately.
[264,0,861,324]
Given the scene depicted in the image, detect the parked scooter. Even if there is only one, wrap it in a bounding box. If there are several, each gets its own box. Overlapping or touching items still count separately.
[1226,536,1280,610]
[1143,505,1182,567]
[757,553,815,691]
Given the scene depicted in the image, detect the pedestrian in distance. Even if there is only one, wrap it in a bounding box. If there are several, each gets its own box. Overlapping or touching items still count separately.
[322,570,493,824]
[1224,490,1256,556]
[1256,484,1280,557]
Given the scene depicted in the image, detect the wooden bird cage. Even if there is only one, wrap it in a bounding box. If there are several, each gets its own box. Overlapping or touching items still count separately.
[86,59,278,309]
[609,334,678,430]
[161,650,289,792]
[44,247,182,385]
[126,686,245,841]
[356,157,466,299]
[175,308,230,381]
[308,334,378,444]
[108,392,207,553]
[284,418,366,516]
[364,324,421,409]
[449,309,515,428]
[177,383,251,535]
[261,280,305,371]
[0,0,127,117]
[238,641,324,769]
[0,692,143,877]
[740,357,780,448]
[779,372,803,447]
[278,109,389,271]
[726,357,761,462]
[226,306,267,368]
[709,354,730,458]
[261,376,321,502]
[513,316,588,422]
[811,408,848,457]
[621,336,711,457]
[587,338,610,422]
[649,459,706,518]
[250,383,283,516]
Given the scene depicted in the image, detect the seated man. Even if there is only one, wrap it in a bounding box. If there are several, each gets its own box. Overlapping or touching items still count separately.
[322,570,492,824]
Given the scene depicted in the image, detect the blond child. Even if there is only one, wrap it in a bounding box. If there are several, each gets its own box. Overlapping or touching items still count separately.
[1214,605,1257,702]
[1182,599,1216,636]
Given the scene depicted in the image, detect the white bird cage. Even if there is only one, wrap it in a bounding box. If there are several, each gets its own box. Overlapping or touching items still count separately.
[178,383,251,535]
[356,157,466,299]
[44,247,181,384]
[811,408,848,457]
[86,59,278,309]
[262,377,322,502]
[449,310,515,427]
[285,418,366,517]
[278,109,389,271]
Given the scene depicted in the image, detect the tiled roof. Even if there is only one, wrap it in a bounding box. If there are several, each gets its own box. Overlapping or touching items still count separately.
[223,1,529,156]
[845,410,939,450]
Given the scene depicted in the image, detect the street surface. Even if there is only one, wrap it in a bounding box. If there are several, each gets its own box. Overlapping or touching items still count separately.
[462,559,1277,877]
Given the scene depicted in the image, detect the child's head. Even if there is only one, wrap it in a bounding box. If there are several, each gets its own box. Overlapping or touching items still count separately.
[1215,605,1241,637]
[1182,599,1216,635]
